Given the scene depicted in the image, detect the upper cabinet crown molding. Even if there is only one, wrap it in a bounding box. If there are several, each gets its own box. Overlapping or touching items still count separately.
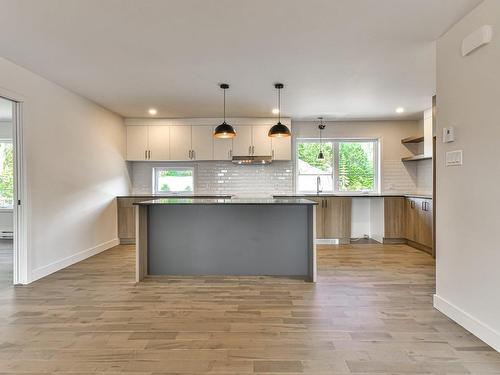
[124,117,291,127]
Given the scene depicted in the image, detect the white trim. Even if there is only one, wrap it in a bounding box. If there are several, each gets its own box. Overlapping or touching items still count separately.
[433,294,500,352]
[125,117,291,127]
[30,238,119,282]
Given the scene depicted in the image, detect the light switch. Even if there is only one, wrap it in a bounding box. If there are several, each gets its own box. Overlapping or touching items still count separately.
[446,150,463,167]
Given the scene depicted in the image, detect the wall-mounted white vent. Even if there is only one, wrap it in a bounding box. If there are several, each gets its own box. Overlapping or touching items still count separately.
[462,25,493,56]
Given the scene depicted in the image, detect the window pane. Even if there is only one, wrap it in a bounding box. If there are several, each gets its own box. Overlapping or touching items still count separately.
[156,169,193,193]
[297,175,333,193]
[0,142,13,208]
[338,142,375,192]
[297,142,333,175]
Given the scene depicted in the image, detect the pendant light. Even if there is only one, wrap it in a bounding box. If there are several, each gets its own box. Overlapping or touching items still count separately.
[213,83,236,139]
[317,117,326,160]
[268,83,291,138]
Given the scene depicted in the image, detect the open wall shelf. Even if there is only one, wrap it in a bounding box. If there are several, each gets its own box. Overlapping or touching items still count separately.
[402,154,432,162]
[401,135,424,144]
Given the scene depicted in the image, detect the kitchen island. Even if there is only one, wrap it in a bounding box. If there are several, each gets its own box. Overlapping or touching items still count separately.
[134,198,317,282]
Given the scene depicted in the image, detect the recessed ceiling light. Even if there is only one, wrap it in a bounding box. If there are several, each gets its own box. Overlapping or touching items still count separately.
[148,108,157,115]
[395,107,405,114]
[272,108,280,114]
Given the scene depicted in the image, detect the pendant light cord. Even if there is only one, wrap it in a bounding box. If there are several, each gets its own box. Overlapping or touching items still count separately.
[223,88,226,122]
[278,87,281,123]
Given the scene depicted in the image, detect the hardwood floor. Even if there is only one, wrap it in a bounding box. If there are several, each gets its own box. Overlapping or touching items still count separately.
[0,243,499,374]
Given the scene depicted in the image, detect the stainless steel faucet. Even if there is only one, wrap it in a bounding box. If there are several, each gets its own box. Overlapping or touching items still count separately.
[316,176,322,195]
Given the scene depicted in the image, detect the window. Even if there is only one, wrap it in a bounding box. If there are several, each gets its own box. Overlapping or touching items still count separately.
[0,141,13,209]
[153,167,194,195]
[296,139,378,193]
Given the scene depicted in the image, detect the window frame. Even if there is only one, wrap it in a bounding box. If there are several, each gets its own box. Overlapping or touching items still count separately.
[0,139,14,210]
[295,138,380,194]
[152,165,196,196]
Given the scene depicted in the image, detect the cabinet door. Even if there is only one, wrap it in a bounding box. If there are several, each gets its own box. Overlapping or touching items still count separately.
[272,136,292,160]
[148,126,170,160]
[170,126,192,161]
[126,126,148,160]
[117,198,139,243]
[191,126,213,160]
[232,126,253,156]
[417,199,433,248]
[213,133,233,160]
[324,197,352,243]
[405,198,417,242]
[252,125,272,156]
[309,198,324,239]
[384,197,406,239]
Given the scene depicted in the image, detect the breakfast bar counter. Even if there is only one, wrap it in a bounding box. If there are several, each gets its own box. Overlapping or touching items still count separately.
[134,198,317,282]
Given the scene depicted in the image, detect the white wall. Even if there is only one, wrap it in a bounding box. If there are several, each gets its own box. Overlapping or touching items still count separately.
[0,57,130,283]
[292,120,421,193]
[434,0,500,351]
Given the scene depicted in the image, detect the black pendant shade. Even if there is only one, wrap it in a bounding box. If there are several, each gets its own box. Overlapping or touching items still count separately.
[268,83,291,138]
[213,121,236,139]
[317,117,326,160]
[214,83,236,139]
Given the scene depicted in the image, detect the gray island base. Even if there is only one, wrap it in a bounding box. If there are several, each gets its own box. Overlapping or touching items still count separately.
[134,198,317,282]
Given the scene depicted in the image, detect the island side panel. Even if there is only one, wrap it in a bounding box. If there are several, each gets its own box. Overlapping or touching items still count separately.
[147,204,311,278]
[135,205,148,282]
[308,204,317,282]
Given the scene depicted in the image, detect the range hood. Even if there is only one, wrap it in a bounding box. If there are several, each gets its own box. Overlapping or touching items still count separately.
[232,155,272,165]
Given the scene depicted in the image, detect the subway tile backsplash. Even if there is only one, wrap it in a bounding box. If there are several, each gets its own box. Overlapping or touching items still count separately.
[130,159,431,196]
[130,161,294,196]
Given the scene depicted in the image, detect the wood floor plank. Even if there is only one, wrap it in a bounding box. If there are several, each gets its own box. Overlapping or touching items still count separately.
[0,243,499,374]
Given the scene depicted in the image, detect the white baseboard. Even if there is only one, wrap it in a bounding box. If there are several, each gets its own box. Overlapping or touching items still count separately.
[30,238,119,283]
[434,294,500,352]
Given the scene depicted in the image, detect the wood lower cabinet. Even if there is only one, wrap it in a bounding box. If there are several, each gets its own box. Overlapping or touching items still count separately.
[308,197,325,239]
[405,197,433,254]
[323,197,352,243]
[312,197,352,243]
[383,197,406,241]
[118,197,148,244]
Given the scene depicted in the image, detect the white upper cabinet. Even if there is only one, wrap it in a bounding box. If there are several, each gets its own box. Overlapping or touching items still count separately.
[271,136,292,160]
[191,126,213,160]
[126,126,149,160]
[252,125,272,156]
[232,126,253,156]
[148,126,170,160]
[170,126,192,161]
[213,128,233,161]
[125,119,291,161]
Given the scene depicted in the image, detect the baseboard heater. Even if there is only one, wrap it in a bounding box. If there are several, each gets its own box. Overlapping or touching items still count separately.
[0,230,13,239]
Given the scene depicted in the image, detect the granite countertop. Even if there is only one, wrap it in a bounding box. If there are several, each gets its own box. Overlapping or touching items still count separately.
[118,194,232,198]
[274,193,432,199]
[134,198,318,206]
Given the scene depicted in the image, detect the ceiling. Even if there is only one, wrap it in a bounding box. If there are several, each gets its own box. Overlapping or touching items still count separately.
[0,0,482,120]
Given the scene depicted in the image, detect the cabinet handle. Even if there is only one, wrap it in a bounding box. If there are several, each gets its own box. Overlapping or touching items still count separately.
[148,150,151,159]
[230,149,233,157]
[325,199,328,208]
[192,150,195,160]
[272,149,274,159]
[252,145,255,154]
[188,150,191,159]
[410,200,415,209]
[248,146,251,155]
[145,150,147,160]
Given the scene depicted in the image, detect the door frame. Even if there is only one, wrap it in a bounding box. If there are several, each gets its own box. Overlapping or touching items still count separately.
[0,88,28,284]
